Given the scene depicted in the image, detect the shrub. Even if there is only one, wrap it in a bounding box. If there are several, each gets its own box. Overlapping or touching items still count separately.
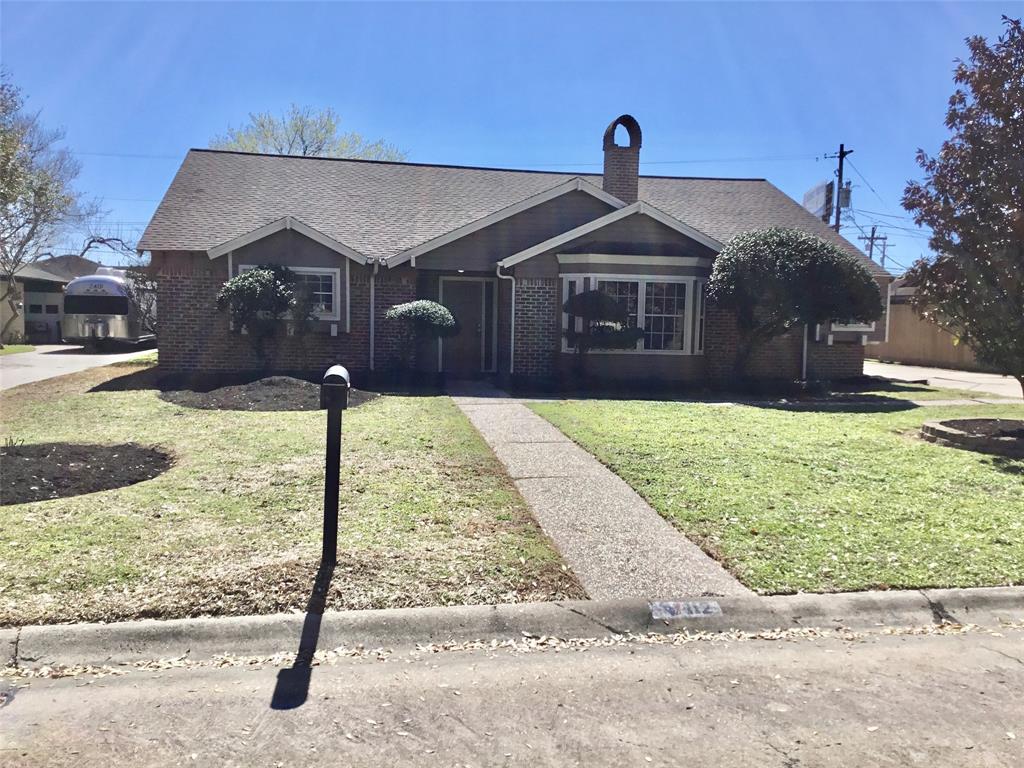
[562,289,645,379]
[216,265,314,365]
[707,227,882,378]
[384,300,458,370]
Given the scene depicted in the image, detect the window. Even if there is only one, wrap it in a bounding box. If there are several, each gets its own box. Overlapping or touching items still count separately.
[64,294,131,315]
[294,272,334,316]
[28,304,42,314]
[238,264,342,322]
[45,304,59,315]
[596,280,640,330]
[643,282,686,350]
[561,273,707,355]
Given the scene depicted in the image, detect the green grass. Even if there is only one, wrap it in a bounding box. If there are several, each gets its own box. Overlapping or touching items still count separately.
[0,345,34,356]
[836,381,1017,402]
[529,398,1024,594]
[0,363,580,626]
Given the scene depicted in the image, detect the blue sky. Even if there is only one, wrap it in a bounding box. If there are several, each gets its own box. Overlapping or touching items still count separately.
[1,1,1010,272]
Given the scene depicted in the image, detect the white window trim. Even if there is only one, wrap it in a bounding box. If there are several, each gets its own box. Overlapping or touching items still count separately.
[830,320,876,332]
[238,263,346,326]
[560,272,707,356]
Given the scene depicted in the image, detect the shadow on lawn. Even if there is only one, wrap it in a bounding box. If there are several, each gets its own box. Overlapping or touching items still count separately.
[748,394,919,413]
[270,561,336,710]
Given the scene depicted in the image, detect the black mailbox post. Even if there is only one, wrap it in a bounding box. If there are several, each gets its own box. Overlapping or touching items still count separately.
[320,365,350,564]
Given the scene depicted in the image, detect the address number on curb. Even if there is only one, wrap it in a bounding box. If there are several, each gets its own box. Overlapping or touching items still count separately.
[650,600,722,620]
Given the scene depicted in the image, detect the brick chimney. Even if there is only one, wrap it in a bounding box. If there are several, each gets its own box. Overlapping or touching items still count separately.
[602,115,642,204]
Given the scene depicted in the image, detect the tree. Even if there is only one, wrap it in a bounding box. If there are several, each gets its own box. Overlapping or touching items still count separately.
[902,16,1024,394]
[383,299,458,370]
[216,265,314,365]
[0,74,97,344]
[562,289,645,378]
[210,104,406,160]
[707,227,882,379]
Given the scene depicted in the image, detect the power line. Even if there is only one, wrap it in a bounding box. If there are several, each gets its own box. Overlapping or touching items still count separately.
[845,158,886,205]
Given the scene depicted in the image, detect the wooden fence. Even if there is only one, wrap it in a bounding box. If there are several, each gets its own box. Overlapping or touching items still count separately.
[871,304,994,372]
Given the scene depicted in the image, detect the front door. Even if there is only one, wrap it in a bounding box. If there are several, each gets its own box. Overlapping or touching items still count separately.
[440,278,496,377]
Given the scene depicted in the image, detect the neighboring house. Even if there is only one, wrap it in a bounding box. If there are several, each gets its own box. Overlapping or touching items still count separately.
[871,276,991,372]
[1,264,69,344]
[34,254,106,282]
[139,115,892,385]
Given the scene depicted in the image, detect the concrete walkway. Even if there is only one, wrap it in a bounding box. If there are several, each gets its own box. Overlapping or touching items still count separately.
[865,359,1023,400]
[449,383,751,599]
[0,344,152,390]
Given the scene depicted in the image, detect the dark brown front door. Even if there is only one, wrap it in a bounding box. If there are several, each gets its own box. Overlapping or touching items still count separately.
[441,279,492,377]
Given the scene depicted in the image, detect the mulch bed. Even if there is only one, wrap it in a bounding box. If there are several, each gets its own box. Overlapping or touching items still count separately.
[159,376,379,412]
[943,419,1024,440]
[0,443,173,505]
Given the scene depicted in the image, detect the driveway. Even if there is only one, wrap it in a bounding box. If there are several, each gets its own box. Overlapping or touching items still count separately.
[865,360,1023,400]
[0,344,153,391]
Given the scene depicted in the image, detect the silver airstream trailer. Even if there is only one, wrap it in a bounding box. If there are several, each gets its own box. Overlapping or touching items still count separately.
[63,267,156,347]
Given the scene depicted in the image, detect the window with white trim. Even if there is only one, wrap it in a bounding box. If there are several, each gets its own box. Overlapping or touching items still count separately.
[643,281,686,351]
[238,264,342,322]
[561,273,707,355]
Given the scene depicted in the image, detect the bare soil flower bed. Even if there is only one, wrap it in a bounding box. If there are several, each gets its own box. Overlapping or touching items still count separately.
[0,443,173,505]
[160,376,379,412]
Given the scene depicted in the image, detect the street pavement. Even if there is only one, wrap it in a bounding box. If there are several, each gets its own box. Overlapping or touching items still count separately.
[865,359,1023,400]
[0,344,153,390]
[3,625,1022,766]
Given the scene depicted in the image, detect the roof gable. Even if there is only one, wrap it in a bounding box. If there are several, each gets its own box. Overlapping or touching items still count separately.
[498,202,722,268]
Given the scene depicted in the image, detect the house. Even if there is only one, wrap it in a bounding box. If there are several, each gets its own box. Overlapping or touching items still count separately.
[0,264,69,344]
[139,116,892,386]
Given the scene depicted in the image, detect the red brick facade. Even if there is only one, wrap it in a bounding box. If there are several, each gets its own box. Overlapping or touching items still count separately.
[156,252,864,385]
[512,277,560,379]
[153,252,414,378]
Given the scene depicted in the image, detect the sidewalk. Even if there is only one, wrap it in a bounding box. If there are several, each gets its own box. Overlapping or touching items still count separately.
[865,360,1023,400]
[448,383,752,599]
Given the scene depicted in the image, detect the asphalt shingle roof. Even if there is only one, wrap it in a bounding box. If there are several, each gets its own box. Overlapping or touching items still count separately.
[139,149,890,279]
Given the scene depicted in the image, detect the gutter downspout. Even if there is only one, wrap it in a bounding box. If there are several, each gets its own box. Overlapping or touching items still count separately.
[801,323,809,382]
[496,263,515,376]
[369,259,378,372]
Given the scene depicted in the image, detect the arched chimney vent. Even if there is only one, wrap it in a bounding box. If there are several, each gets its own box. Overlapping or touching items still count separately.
[602,115,642,203]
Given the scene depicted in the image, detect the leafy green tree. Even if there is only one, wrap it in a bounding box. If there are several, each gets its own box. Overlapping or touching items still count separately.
[707,227,882,379]
[210,104,406,160]
[902,16,1024,394]
[216,265,314,365]
[0,74,97,344]
[562,289,645,378]
[384,299,458,370]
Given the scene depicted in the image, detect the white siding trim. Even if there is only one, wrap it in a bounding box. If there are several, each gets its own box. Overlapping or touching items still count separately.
[498,201,723,268]
[384,177,625,268]
[556,253,713,267]
[208,216,367,263]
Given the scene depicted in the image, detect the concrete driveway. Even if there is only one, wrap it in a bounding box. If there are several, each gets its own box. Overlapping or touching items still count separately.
[865,360,1023,400]
[0,344,153,391]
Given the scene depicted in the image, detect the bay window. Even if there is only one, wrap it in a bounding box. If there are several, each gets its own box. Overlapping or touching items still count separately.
[561,274,707,355]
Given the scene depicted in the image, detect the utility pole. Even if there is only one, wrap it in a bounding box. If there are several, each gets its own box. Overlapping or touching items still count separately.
[858,225,888,264]
[877,239,892,270]
[826,143,854,232]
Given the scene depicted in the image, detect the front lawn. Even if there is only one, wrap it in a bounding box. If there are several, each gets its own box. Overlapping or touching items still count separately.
[0,344,34,356]
[0,363,581,626]
[530,399,1024,594]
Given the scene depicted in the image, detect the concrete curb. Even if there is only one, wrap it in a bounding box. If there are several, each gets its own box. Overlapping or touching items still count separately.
[6,586,1023,669]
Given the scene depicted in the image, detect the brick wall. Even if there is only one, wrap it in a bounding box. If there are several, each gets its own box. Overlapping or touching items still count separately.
[154,252,415,379]
[513,277,560,379]
[705,306,863,382]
